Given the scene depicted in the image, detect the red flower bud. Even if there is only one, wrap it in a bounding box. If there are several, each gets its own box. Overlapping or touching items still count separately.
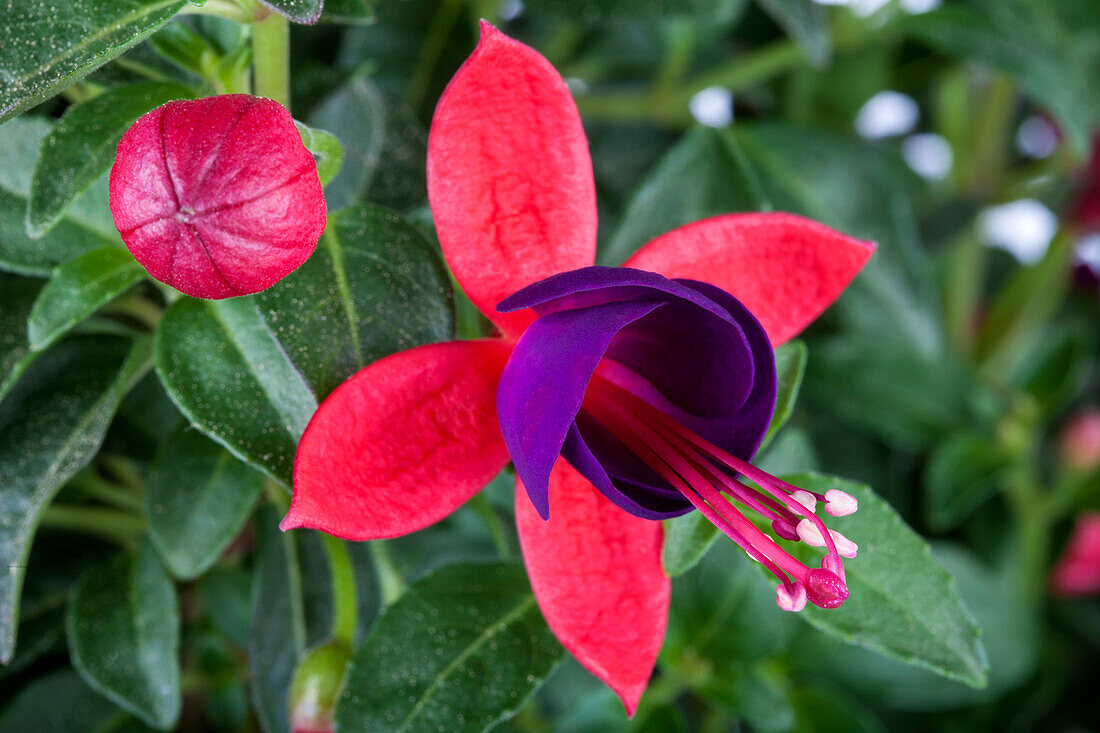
[288,641,351,733]
[109,94,326,299]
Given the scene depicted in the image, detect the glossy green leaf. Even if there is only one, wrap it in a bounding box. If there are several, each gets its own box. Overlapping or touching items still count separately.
[923,433,1009,532]
[0,335,149,663]
[66,542,180,729]
[146,428,264,580]
[760,339,807,451]
[257,203,453,399]
[154,297,318,486]
[0,273,42,401]
[795,544,1037,712]
[0,117,119,276]
[261,0,324,24]
[0,0,187,123]
[0,670,127,731]
[296,121,346,189]
[774,473,988,687]
[335,562,564,733]
[601,126,769,265]
[662,340,808,577]
[755,0,830,67]
[27,246,146,351]
[27,81,195,237]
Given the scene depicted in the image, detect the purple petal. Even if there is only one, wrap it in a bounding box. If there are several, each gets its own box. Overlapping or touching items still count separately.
[497,266,777,521]
[498,299,663,519]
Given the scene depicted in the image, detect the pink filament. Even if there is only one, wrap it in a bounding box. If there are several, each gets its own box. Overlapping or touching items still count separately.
[584,377,851,608]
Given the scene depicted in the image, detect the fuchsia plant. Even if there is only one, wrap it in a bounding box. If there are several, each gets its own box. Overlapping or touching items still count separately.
[283,23,874,714]
[110,94,326,299]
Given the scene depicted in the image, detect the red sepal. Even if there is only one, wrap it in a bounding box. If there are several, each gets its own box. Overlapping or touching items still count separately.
[283,340,512,540]
[516,461,669,716]
[427,22,597,338]
[624,212,875,345]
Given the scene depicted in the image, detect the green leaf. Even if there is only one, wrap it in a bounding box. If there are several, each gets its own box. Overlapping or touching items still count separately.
[662,340,808,577]
[0,670,126,731]
[27,246,146,351]
[27,81,196,237]
[0,335,150,663]
[760,339,807,451]
[923,433,1010,532]
[335,562,564,733]
[156,205,452,483]
[0,117,119,276]
[260,0,323,24]
[154,297,318,486]
[257,204,453,399]
[309,78,428,212]
[296,121,346,189]
[794,544,1037,711]
[66,542,180,729]
[755,0,830,67]
[146,428,264,580]
[0,273,42,401]
[774,473,988,687]
[0,0,187,123]
[600,126,769,265]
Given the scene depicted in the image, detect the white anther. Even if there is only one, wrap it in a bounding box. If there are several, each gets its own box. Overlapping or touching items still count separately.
[830,529,858,558]
[776,582,807,612]
[796,518,826,547]
[825,489,858,516]
[791,490,818,513]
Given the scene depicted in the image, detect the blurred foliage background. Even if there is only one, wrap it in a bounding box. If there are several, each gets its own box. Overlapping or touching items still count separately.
[1,0,1099,730]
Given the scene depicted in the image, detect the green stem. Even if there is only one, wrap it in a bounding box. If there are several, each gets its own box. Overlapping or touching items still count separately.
[41,505,145,546]
[470,493,510,559]
[252,10,291,108]
[321,535,358,647]
[100,455,146,492]
[105,292,164,332]
[369,541,405,606]
[70,472,143,512]
[405,0,465,113]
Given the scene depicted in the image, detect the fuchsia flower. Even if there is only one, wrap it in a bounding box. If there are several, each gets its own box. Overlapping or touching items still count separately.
[110,95,326,299]
[283,23,874,713]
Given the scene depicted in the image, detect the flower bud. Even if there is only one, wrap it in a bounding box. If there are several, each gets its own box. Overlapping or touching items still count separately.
[1059,409,1100,473]
[288,641,351,733]
[109,94,326,299]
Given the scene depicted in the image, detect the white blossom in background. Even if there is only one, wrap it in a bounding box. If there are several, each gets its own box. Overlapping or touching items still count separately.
[1077,233,1100,272]
[980,199,1059,265]
[500,0,524,21]
[902,133,953,180]
[1016,115,1060,159]
[855,91,919,139]
[900,0,941,13]
[689,87,734,128]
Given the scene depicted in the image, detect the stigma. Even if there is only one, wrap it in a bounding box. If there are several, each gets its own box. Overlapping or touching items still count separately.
[583,375,858,612]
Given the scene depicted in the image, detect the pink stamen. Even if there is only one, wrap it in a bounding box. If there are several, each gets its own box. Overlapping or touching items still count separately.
[585,378,853,611]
